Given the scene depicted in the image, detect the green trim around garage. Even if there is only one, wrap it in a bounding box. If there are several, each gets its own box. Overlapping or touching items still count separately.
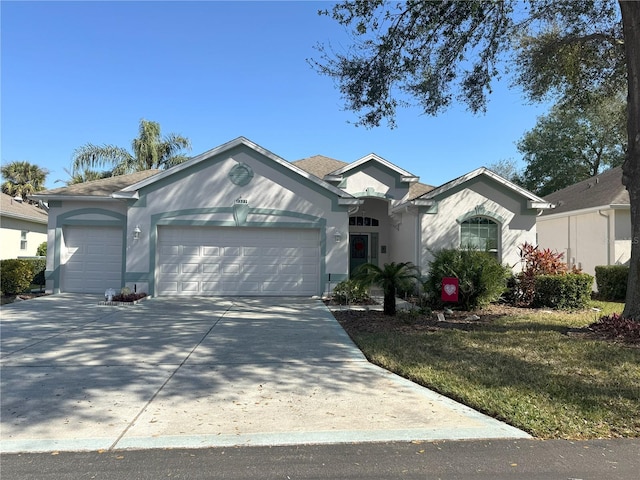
[51,208,127,293]
[147,207,328,296]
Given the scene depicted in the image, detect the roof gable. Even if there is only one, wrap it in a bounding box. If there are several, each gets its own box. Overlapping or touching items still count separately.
[326,153,418,182]
[541,167,628,216]
[122,137,355,200]
[419,167,551,208]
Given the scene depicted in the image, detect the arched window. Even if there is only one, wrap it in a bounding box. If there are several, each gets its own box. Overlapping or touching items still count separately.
[460,217,499,258]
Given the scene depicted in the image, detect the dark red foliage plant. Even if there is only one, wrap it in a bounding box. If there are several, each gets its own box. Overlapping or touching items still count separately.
[589,313,640,343]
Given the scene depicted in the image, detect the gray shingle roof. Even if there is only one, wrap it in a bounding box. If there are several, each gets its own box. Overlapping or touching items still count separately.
[34,170,161,197]
[292,155,349,179]
[1,193,48,223]
[542,167,629,216]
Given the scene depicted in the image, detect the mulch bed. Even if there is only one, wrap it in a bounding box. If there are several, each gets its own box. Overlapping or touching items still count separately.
[332,304,516,335]
[332,304,639,346]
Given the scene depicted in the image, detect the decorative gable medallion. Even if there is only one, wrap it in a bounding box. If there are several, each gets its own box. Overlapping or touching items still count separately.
[229,163,254,186]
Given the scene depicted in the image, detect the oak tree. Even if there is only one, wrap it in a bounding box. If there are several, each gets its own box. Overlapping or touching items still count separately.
[313,0,640,319]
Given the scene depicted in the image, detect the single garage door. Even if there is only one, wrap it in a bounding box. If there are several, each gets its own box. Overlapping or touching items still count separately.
[157,226,320,296]
[62,226,123,293]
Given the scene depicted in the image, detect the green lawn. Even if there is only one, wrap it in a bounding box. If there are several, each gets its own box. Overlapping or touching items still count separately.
[335,301,640,439]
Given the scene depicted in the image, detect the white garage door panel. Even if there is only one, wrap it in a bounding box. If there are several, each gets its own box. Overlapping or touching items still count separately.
[62,226,123,293]
[157,227,320,296]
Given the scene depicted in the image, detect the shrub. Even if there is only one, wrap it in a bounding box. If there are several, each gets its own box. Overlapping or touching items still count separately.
[532,273,593,309]
[589,313,640,343]
[332,279,370,304]
[112,292,147,302]
[595,265,628,301]
[509,243,571,306]
[19,257,46,289]
[36,242,47,257]
[424,248,510,310]
[0,259,34,295]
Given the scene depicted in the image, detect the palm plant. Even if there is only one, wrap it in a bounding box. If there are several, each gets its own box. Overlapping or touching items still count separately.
[1,161,49,202]
[56,167,114,186]
[353,261,421,315]
[71,119,191,176]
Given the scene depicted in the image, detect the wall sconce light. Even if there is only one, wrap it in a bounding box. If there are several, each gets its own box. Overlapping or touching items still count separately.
[334,233,342,243]
[133,225,141,240]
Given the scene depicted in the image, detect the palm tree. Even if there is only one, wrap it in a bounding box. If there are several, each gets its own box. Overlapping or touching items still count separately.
[71,119,191,176]
[353,262,421,315]
[56,167,114,186]
[1,161,49,202]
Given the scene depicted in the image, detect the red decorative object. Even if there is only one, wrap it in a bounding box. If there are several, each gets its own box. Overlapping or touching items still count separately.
[355,240,365,251]
[441,277,459,302]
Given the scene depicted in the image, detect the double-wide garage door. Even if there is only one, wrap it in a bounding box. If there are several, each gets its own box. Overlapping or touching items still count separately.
[156,226,320,296]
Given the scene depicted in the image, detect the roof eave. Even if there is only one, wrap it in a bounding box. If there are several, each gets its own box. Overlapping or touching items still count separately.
[29,194,121,202]
[527,201,554,210]
[0,211,48,224]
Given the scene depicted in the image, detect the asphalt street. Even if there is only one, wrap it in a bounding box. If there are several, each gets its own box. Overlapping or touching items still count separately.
[2,439,639,480]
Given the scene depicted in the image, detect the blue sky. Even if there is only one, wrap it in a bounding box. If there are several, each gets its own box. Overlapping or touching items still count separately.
[2,1,550,190]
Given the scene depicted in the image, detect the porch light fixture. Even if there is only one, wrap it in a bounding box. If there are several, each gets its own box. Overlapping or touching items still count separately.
[334,233,342,243]
[133,225,141,240]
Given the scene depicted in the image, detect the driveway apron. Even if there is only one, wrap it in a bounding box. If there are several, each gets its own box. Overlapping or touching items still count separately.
[0,295,529,453]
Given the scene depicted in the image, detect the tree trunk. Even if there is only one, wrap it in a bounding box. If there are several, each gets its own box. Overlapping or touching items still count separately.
[619,1,640,320]
[384,286,396,316]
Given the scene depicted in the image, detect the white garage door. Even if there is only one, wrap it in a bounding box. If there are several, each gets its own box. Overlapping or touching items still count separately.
[157,226,320,296]
[62,226,123,293]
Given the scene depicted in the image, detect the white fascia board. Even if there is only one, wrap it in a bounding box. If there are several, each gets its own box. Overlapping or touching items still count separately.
[527,201,554,209]
[111,191,139,200]
[324,175,343,182]
[401,176,419,183]
[539,204,630,221]
[329,153,418,179]
[338,198,364,206]
[29,195,120,203]
[391,198,436,213]
[422,167,547,203]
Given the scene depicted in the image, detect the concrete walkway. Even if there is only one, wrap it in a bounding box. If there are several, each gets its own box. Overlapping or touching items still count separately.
[0,294,529,453]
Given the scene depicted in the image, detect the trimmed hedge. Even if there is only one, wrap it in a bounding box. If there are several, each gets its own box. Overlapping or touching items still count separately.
[533,273,594,309]
[22,257,46,289]
[0,259,34,295]
[595,265,628,301]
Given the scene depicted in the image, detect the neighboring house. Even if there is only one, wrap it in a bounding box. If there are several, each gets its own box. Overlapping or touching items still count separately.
[0,192,48,259]
[32,137,551,296]
[537,167,631,283]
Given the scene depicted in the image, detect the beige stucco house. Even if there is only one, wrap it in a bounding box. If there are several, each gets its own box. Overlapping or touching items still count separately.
[33,137,551,296]
[0,192,48,259]
[537,167,631,282]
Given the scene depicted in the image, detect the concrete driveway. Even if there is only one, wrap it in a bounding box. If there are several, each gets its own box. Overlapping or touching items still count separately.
[0,295,529,453]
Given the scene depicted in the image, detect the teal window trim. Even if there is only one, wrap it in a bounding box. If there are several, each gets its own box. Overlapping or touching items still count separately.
[456,208,505,225]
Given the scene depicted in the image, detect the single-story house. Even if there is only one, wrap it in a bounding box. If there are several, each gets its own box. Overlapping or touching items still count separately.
[32,137,552,296]
[0,192,48,260]
[537,166,631,281]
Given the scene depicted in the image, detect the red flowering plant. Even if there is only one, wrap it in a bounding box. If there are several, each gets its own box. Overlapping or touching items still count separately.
[510,242,577,306]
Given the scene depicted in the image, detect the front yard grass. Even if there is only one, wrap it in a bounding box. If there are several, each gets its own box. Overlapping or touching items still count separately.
[334,301,640,439]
